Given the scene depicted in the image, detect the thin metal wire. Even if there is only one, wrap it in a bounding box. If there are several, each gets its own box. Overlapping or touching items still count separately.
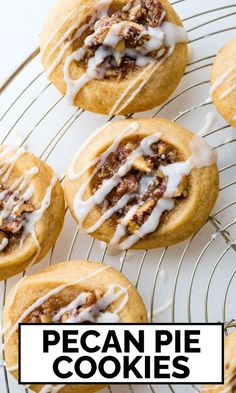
[41,109,84,161]
[1,281,10,393]
[183,4,236,22]
[223,269,236,323]
[189,26,236,44]
[184,63,213,76]
[1,82,51,144]
[153,79,210,118]
[205,246,231,323]
[150,248,167,322]
[186,11,236,33]
[0,48,40,94]
[19,97,64,147]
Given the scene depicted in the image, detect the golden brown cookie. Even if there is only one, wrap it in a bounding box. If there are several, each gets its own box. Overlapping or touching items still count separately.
[0,145,65,280]
[211,37,236,128]
[64,118,219,249]
[202,330,236,393]
[3,259,148,393]
[40,0,188,115]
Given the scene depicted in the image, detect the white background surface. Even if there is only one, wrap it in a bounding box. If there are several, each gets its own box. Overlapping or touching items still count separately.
[0,1,236,393]
[0,0,56,84]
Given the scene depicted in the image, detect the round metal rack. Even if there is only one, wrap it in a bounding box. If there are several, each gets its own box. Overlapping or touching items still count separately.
[0,0,236,392]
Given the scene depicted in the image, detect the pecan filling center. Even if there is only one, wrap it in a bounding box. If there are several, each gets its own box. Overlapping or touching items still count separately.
[0,187,34,253]
[75,0,167,79]
[92,137,188,232]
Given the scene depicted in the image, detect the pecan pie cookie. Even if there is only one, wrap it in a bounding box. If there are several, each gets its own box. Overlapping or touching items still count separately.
[211,37,236,128]
[3,260,148,393]
[40,0,188,115]
[0,146,65,280]
[64,118,219,249]
[202,330,236,393]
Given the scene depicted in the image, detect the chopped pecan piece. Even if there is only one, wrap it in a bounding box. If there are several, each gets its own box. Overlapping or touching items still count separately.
[128,199,155,230]
[133,156,152,172]
[116,174,139,195]
[86,14,123,49]
[15,201,33,216]
[142,0,166,27]
[118,57,136,79]
[129,3,144,22]
[0,217,24,233]
[124,24,146,48]
[29,310,41,323]
[85,292,97,307]
[153,177,168,197]
[129,0,166,27]
[119,140,139,159]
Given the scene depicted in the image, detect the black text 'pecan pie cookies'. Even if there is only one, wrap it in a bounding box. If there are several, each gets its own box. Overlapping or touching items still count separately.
[40,0,188,115]
[3,260,148,393]
[211,37,236,129]
[202,330,236,393]
[65,118,219,250]
[0,146,65,280]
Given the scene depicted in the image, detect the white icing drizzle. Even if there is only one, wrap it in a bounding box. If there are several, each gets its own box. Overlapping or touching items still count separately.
[116,135,215,250]
[151,298,173,319]
[118,198,175,250]
[220,80,236,99]
[61,284,130,323]
[21,174,58,269]
[41,8,77,56]
[0,146,25,182]
[159,269,168,282]
[0,150,56,262]
[68,122,138,181]
[0,167,38,226]
[4,268,129,388]
[210,64,236,97]
[4,266,109,345]
[0,237,8,251]
[108,46,174,116]
[198,112,216,136]
[110,204,141,248]
[70,121,216,249]
[161,21,188,47]
[52,292,88,322]
[73,130,161,229]
[100,241,122,256]
[0,147,55,256]
[86,193,135,233]
[47,0,113,77]
[45,0,187,108]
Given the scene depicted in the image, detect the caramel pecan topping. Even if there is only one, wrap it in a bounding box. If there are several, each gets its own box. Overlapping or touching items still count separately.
[77,0,166,78]
[92,137,188,231]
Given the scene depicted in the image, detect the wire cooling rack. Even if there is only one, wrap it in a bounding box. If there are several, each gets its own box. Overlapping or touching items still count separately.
[0,0,236,392]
